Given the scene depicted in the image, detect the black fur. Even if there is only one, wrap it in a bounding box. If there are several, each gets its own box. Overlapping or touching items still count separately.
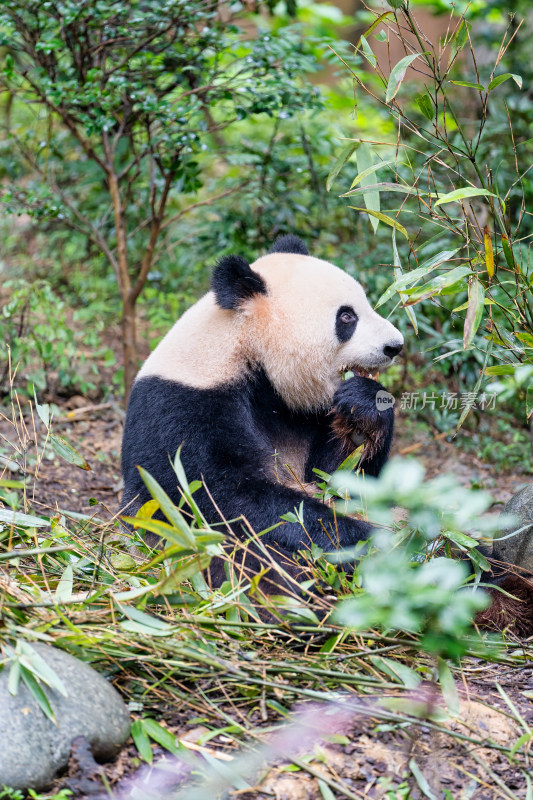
[333,376,394,477]
[121,370,394,577]
[269,234,309,256]
[211,255,267,310]
[335,306,358,343]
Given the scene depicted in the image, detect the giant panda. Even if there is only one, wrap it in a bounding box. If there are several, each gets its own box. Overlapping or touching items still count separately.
[121,235,403,587]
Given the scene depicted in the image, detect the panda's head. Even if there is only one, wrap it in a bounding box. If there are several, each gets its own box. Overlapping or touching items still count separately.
[211,235,403,410]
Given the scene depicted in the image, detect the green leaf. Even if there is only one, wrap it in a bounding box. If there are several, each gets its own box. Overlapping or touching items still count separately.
[348,207,408,238]
[55,564,73,603]
[449,20,470,61]
[33,388,51,429]
[485,365,516,376]
[119,604,175,631]
[438,657,459,716]
[355,142,380,233]
[391,228,417,333]
[318,779,337,800]
[371,655,421,688]
[468,547,491,572]
[375,249,459,308]
[463,277,485,348]
[357,11,394,43]
[386,53,425,103]
[342,160,397,193]
[409,759,439,800]
[434,187,499,208]
[142,718,181,755]
[21,666,56,723]
[488,73,523,91]
[510,730,533,759]
[50,433,91,470]
[415,91,433,120]
[0,478,25,489]
[455,340,493,433]
[8,659,20,696]
[131,719,153,764]
[0,508,49,528]
[137,466,196,548]
[403,266,471,305]
[326,142,360,192]
[18,641,67,696]
[501,235,516,271]
[359,35,377,68]
[443,530,478,550]
[515,332,533,347]
[449,80,485,91]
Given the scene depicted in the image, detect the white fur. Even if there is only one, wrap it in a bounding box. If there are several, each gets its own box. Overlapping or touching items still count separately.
[138,252,403,411]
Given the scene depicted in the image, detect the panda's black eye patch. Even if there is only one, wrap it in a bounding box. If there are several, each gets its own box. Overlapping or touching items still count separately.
[336,306,358,342]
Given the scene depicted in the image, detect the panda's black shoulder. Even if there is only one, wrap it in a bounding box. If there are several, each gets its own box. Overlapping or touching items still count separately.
[269,235,309,256]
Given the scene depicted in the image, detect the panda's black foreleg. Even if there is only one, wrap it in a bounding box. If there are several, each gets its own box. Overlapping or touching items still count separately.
[211,475,373,557]
[331,376,395,478]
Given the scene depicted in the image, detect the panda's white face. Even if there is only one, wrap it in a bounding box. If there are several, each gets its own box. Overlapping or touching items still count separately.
[138,250,403,412]
[245,253,403,410]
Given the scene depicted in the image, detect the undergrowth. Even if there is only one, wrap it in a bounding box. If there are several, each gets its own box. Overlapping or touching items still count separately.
[1,388,532,798]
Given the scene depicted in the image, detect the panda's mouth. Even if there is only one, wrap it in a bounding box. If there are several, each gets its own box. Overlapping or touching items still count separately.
[343,367,379,380]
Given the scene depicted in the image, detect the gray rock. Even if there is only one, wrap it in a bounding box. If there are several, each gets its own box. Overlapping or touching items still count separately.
[0,643,130,790]
[494,483,533,572]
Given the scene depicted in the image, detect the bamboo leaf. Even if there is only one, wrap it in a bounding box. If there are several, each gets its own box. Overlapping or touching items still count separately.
[455,340,492,433]
[142,718,181,755]
[391,228,417,333]
[137,466,196,547]
[20,666,56,723]
[121,514,197,550]
[434,187,499,208]
[449,20,470,61]
[415,91,433,119]
[463,277,485,349]
[341,160,397,194]
[348,207,408,238]
[0,508,49,528]
[55,564,74,603]
[50,434,91,471]
[131,719,153,763]
[33,389,51,429]
[326,142,360,192]
[356,11,394,43]
[18,641,68,696]
[443,530,479,549]
[403,266,471,305]
[484,226,494,277]
[449,80,485,91]
[485,365,516,376]
[501,235,516,271]
[438,657,459,717]
[488,73,523,91]
[409,759,439,800]
[343,181,437,198]
[355,143,380,232]
[375,249,459,308]
[359,35,377,68]
[386,53,425,103]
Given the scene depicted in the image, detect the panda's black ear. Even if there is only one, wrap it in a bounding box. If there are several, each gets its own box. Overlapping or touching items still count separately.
[269,234,309,256]
[211,255,267,310]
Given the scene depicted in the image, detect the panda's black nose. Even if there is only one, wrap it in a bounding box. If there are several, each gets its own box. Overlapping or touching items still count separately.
[383,343,403,359]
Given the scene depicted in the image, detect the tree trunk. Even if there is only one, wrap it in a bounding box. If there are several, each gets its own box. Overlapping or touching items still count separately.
[122,295,138,405]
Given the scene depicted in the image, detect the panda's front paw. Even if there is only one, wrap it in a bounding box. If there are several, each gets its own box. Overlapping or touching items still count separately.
[333,376,393,431]
[332,377,395,475]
